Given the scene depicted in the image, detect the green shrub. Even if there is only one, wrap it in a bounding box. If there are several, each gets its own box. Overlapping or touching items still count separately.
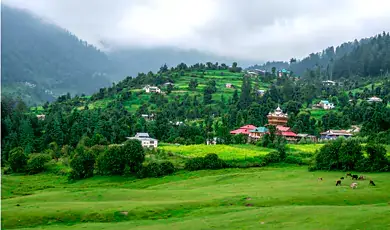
[68,146,95,180]
[263,151,281,164]
[27,153,51,174]
[9,147,28,173]
[185,157,205,171]
[204,153,226,169]
[137,161,176,178]
[285,155,303,165]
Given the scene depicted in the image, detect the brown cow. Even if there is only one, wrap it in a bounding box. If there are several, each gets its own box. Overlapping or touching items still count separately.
[358,175,366,180]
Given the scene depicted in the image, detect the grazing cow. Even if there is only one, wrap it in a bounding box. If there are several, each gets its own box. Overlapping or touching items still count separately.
[340,177,344,180]
[358,175,365,180]
[346,173,352,178]
[318,177,323,181]
[369,180,376,186]
[351,175,359,180]
[350,182,358,189]
[336,180,342,186]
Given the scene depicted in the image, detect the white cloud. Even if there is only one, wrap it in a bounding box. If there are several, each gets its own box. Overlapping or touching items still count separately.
[4,0,390,61]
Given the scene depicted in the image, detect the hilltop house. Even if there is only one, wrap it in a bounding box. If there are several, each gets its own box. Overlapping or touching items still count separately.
[277,69,291,77]
[257,89,265,96]
[36,114,46,120]
[322,80,336,86]
[143,85,161,93]
[367,96,382,103]
[127,133,158,148]
[163,82,175,87]
[141,114,155,121]
[316,100,335,110]
[320,130,353,140]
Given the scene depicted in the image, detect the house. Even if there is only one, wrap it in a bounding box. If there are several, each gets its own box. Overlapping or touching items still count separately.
[367,96,383,103]
[230,125,257,135]
[246,71,258,76]
[297,133,318,142]
[143,85,161,93]
[322,80,336,86]
[249,127,268,139]
[320,130,353,140]
[127,133,158,148]
[275,125,299,142]
[141,114,155,121]
[257,89,265,96]
[163,82,175,87]
[36,114,46,120]
[317,100,335,110]
[277,69,291,77]
[226,83,233,88]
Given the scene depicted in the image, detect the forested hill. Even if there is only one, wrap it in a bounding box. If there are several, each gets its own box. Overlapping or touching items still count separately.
[1,5,112,105]
[248,33,390,81]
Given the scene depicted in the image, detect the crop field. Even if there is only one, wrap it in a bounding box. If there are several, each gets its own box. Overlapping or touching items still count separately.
[2,167,390,229]
[159,144,273,160]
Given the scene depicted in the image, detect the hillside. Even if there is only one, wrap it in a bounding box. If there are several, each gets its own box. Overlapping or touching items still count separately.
[248,32,390,82]
[1,5,112,105]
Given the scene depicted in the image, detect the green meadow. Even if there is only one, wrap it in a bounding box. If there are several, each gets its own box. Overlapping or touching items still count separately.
[2,166,390,230]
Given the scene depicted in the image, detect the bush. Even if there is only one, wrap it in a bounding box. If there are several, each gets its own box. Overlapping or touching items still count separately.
[285,155,303,165]
[9,147,28,173]
[27,153,51,174]
[204,153,226,169]
[263,151,281,164]
[68,146,96,180]
[137,161,176,178]
[185,157,205,171]
[185,154,227,171]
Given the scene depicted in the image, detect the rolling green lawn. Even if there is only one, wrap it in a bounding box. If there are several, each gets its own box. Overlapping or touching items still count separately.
[2,167,390,229]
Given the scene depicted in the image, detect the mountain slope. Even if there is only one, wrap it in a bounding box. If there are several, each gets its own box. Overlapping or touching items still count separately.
[1,5,112,105]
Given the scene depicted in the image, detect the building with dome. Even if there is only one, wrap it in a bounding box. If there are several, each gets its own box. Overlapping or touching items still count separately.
[267,106,288,126]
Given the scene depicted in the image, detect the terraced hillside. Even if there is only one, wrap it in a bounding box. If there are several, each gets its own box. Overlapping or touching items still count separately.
[2,167,390,229]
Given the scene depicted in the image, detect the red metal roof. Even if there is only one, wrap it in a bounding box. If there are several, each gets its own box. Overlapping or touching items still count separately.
[281,131,297,137]
[230,125,257,135]
[276,125,291,132]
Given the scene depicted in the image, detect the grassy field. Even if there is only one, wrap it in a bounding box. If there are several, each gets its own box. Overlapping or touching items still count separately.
[2,166,390,229]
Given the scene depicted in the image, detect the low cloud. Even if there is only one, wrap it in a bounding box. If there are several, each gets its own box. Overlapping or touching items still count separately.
[4,0,390,61]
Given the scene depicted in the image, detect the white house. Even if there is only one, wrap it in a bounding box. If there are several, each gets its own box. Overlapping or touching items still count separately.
[226,83,233,88]
[367,96,383,103]
[322,80,336,86]
[143,85,161,93]
[36,114,46,120]
[127,133,158,148]
[317,100,335,110]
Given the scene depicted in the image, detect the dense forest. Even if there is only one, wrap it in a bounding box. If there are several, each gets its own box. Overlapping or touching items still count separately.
[248,33,390,82]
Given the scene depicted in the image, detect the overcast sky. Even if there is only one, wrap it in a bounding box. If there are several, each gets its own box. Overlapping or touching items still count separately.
[4,0,390,61]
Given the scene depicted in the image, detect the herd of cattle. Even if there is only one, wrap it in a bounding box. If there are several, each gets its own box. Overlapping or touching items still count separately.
[317,173,376,189]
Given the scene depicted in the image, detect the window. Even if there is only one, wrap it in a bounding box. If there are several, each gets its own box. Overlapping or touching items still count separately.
[150,141,154,144]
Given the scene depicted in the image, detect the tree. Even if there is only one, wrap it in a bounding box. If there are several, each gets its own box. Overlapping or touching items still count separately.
[69,146,96,180]
[9,147,28,173]
[96,145,125,175]
[122,139,145,173]
[167,84,173,94]
[188,79,198,90]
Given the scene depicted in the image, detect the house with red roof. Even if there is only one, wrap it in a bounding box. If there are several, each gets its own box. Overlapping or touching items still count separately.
[230,125,257,135]
[275,125,298,142]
